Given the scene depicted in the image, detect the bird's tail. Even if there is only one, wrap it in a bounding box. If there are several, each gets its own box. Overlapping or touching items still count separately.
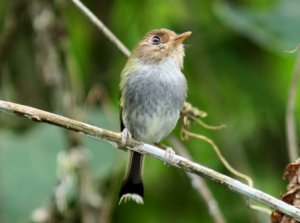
[119,151,144,204]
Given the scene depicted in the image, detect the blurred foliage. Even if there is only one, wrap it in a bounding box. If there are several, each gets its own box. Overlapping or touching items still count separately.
[0,0,300,222]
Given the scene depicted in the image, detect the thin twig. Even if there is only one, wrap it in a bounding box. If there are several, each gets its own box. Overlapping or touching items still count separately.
[188,114,226,130]
[70,0,130,57]
[181,129,272,215]
[286,51,300,162]
[183,101,207,118]
[182,129,253,186]
[168,136,227,223]
[1,100,300,220]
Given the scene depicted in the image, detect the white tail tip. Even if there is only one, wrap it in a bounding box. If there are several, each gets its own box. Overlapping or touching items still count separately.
[119,194,144,205]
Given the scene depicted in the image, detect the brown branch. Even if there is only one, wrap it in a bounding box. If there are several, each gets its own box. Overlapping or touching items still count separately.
[1,100,300,220]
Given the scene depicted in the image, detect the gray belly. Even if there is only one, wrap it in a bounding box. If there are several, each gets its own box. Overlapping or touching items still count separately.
[122,72,186,143]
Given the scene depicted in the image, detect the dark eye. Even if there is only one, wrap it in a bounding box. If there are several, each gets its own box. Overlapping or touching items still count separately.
[151,35,161,45]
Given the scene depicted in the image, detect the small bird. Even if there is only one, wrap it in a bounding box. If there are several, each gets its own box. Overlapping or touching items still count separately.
[119,28,191,204]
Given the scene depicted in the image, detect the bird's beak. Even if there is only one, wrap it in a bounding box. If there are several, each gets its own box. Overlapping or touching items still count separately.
[174,31,192,45]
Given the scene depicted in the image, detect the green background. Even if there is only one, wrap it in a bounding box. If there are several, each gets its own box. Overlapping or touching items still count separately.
[1,0,300,222]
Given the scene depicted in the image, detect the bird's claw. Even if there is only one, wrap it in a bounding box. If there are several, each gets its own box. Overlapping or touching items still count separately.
[164,147,176,165]
[121,128,132,145]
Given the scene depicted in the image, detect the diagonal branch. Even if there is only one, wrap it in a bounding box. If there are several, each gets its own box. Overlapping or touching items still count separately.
[70,0,130,57]
[1,100,300,220]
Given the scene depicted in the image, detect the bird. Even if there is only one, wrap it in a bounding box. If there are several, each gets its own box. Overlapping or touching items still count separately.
[119,28,191,204]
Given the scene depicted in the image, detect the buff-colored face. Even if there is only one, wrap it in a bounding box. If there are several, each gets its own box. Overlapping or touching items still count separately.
[131,28,192,63]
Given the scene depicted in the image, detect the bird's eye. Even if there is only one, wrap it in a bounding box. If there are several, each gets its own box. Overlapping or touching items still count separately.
[151,36,161,45]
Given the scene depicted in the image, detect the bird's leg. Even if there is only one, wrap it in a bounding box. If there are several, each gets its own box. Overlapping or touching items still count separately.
[154,143,176,165]
[121,128,132,145]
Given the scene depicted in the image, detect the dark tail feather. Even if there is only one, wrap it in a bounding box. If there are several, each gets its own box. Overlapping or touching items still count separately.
[119,151,144,204]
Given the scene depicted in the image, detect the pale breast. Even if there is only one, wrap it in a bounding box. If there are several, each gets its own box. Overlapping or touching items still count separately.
[121,60,187,143]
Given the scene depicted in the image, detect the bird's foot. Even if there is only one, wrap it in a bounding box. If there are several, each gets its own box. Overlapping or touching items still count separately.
[121,128,132,145]
[164,147,176,165]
